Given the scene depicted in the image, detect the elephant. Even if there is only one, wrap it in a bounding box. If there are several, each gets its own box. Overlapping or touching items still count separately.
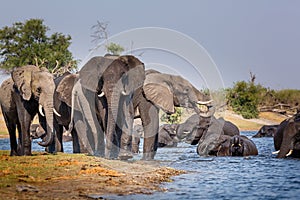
[0,66,57,156]
[157,124,179,147]
[63,55,145,159]
[195,115,241,156]
[253,125,279,138]
[207,135,258,156]
[273,112,300,158]
[176,114,240,145]
[132,69,213,160]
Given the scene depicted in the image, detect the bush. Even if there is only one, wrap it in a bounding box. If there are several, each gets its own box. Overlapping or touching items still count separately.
[160,107,183,124]
[227,81,260,119]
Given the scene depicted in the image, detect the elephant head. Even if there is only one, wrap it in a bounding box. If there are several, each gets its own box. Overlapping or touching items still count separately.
[276,113,300,158]
[229,135,244,156]
[143,72,213,116]
[11,65,56,147]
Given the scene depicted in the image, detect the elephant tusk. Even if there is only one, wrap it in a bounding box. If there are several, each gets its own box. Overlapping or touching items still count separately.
[197,100,213,105]
[183,131,190,134]
[286,149,293,157]
[98,91,105,97]
[121,91,127,95]
[272,150,280,155]
[53,108,61,117]
[39,104,45,117]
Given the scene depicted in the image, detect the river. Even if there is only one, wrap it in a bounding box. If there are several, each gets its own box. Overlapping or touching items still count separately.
[1,131,300,199]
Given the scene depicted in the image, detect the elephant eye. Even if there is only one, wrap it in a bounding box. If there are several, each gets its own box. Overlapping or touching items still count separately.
[36,87,42,93]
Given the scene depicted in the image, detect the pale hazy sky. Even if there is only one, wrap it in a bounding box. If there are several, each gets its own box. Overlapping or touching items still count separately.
[1,0,300,90]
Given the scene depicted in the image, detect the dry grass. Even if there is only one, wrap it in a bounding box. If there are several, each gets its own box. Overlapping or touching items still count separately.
[0,151,184,199]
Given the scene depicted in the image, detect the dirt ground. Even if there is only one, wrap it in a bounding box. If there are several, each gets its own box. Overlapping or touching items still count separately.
[0,151,184,199]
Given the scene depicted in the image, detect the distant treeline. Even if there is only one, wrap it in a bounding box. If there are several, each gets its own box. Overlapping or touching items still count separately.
[226,80,300,119]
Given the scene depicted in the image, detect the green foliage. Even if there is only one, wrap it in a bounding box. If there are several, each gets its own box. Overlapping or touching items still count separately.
[227,81,261,119]
[274,89,300,106]
[0,19,76,71]
[160,107,183,124]
[105,42,124,56]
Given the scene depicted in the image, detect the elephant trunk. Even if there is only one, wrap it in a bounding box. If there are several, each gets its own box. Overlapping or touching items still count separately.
[105,89,120,159]
[277,121,296,158]
[38,94,54,147]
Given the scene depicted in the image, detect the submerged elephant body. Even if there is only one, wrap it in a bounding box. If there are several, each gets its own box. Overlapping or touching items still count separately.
[0,66,56,156]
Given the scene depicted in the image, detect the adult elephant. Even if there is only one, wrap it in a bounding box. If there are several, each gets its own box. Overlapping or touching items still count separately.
[207,135,258,156]
[66,55,145,159]
[253,124,279,138]
[0,66,57,156]
[176,114,240,145]
[132,70,213,160]
[53,72,84,153]
[273,112,300,158]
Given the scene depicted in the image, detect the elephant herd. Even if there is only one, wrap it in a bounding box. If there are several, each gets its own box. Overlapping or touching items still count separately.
[0,54,299,160]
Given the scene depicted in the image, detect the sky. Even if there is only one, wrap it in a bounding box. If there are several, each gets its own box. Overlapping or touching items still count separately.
[1,0,300,90]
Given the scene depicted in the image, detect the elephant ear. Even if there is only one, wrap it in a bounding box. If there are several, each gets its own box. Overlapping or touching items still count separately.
[11,65,38,101]
[143,73,174,113]
[56,74,78,107]
[79,56,115,92]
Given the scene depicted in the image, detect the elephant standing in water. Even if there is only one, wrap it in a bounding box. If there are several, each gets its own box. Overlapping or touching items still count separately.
[132,70,213,160]
[66,55,145,159]
[0,66,57,156]
[273,112,300,158]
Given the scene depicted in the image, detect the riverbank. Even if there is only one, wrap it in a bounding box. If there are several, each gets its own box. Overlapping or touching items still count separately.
[0,151,184,199]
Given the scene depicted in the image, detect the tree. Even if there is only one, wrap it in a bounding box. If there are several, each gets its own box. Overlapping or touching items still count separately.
[105,42,124,56]
[0,19,76,71]
[227,81,260,119]
[90,20,124,55]
[160,107,183,124]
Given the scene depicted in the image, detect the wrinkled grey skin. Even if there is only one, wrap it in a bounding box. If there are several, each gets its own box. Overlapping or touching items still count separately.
[195,116,240,156]
[177,114,240,146]
[158,124,179,147]
[53,73,84,153]
[132,70,212,160]
[253,125,279,138]
[68,55,145,159]
[0,66,56,156]
[274,112,300,158]
[207,135,258,156]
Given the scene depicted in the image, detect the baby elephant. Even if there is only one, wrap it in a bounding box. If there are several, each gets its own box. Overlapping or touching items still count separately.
[208,135,258,157]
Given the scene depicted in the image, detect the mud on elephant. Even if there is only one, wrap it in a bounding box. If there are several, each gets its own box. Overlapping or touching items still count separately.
[0,66,58,156]
[132,70,213,160]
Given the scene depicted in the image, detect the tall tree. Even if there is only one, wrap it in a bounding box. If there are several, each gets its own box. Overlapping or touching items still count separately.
[0,19,76,71]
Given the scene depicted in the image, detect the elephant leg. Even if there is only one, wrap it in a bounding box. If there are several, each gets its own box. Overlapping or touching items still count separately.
[70,128,83,153]
[16,107,33,155]
[2,112,18,156]
[54,122,64,152]
[139,100,159,160]
[73,85,105,156]
[118,101,134,160]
